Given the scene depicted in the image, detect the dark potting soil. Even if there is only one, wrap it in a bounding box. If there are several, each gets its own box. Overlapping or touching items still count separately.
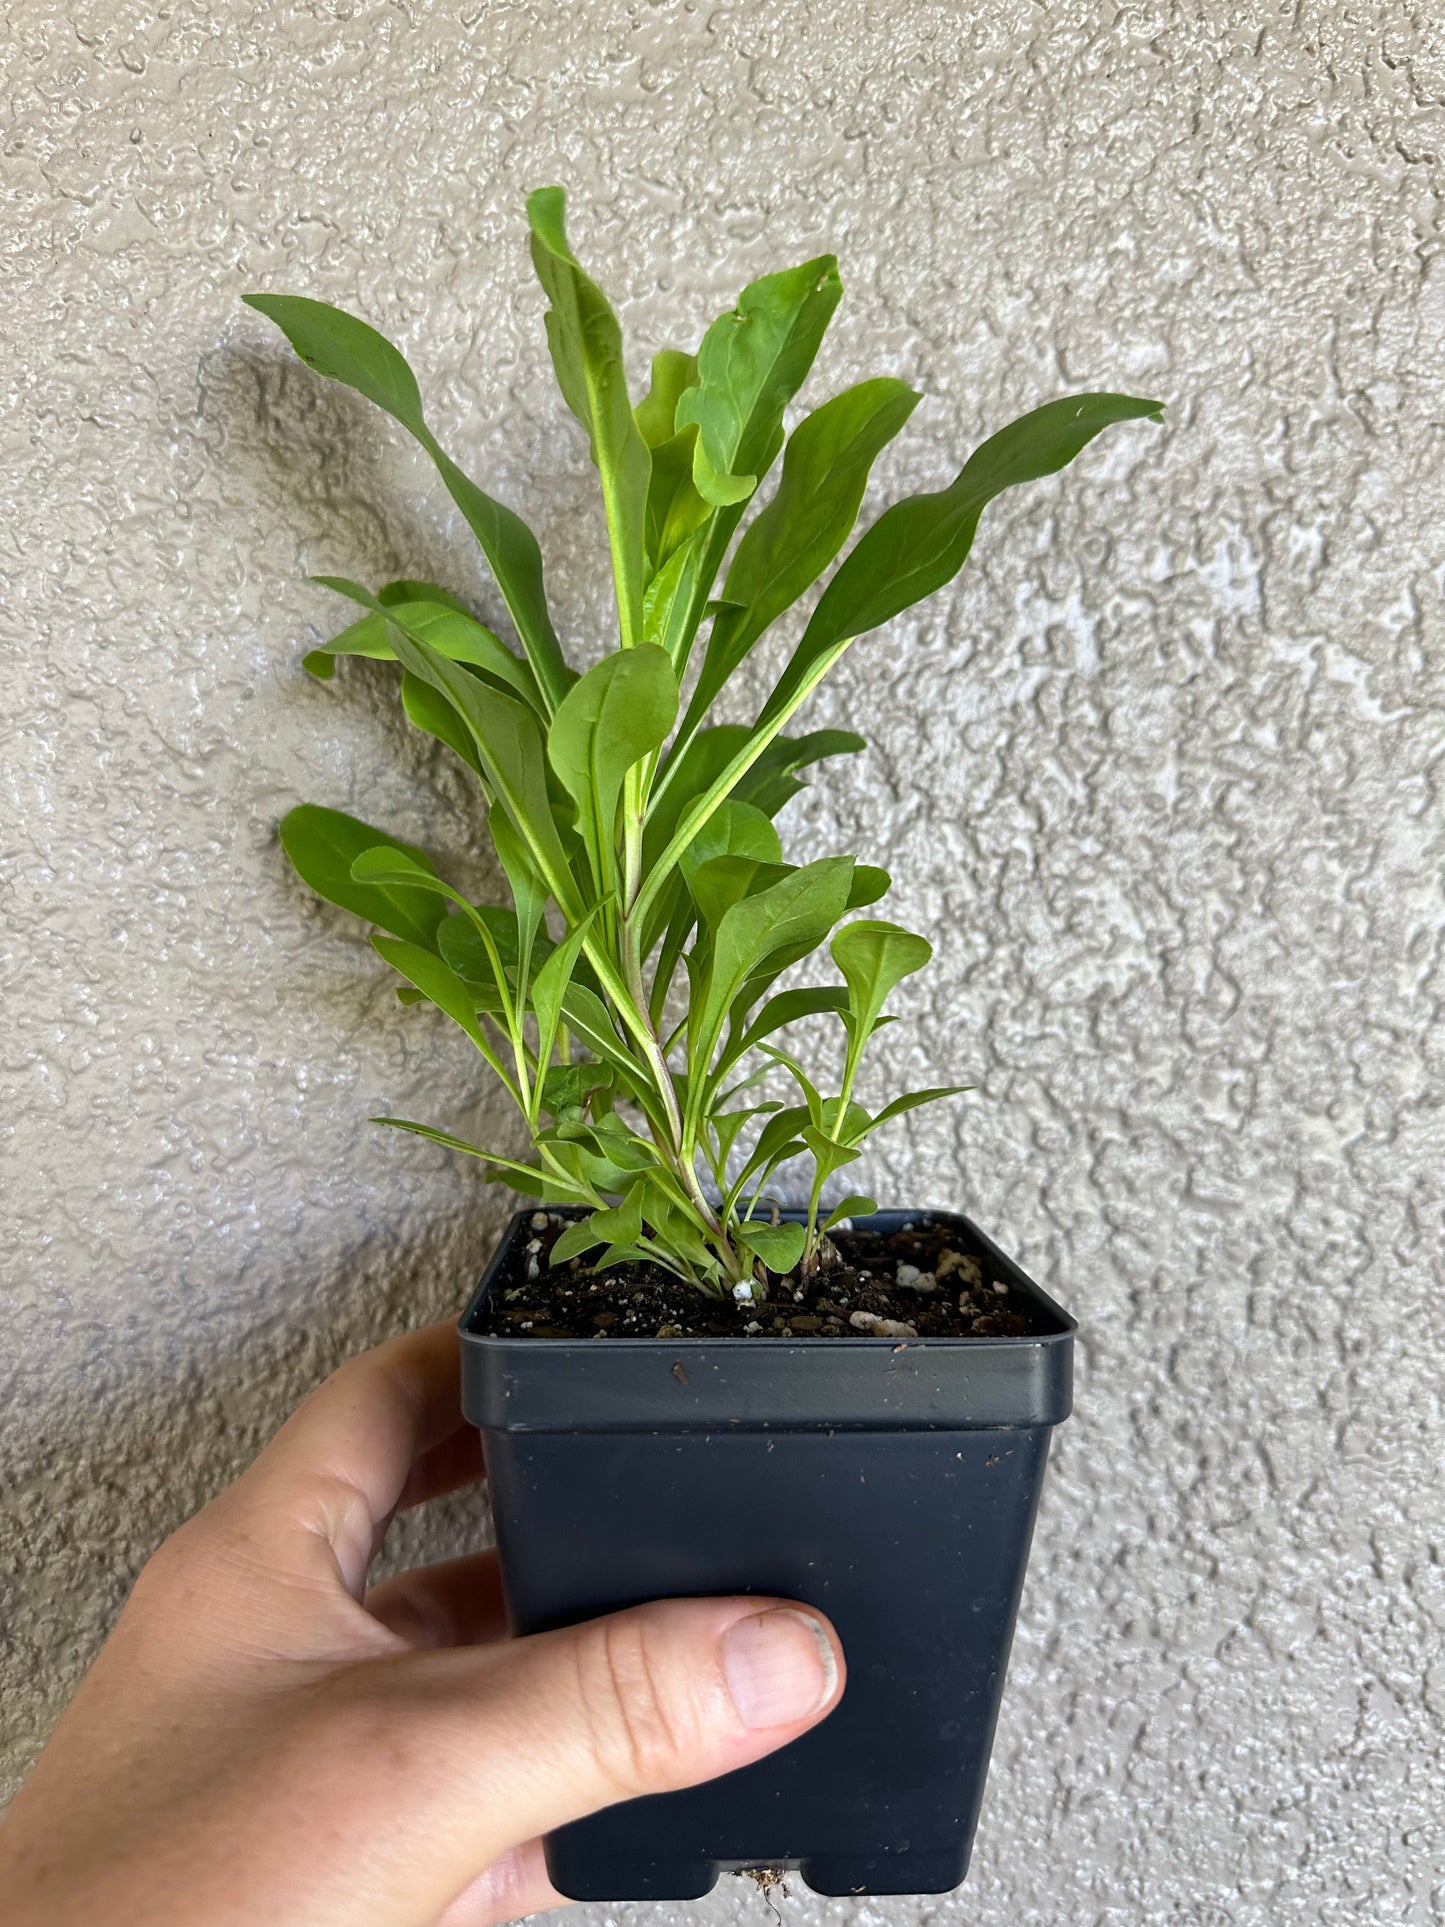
[476,1214,1046,1341]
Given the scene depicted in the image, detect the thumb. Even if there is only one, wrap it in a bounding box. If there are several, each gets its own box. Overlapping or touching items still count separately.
[406,1595,843,1876]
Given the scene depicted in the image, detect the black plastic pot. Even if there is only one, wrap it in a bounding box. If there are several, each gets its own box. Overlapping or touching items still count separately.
[459,1207,1074,1901]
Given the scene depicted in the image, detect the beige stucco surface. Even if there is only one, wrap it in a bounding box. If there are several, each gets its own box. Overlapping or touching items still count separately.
[4,3,1444,1921]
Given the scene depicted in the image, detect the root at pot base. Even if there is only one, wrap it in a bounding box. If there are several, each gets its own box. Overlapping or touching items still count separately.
[479,1212,1047,1340]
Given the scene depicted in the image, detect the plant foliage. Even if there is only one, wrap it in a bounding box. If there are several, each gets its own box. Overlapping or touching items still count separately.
[245,190,1161,1293]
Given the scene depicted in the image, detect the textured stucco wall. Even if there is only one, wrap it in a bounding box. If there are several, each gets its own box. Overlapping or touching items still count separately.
[4,3,1444,1921]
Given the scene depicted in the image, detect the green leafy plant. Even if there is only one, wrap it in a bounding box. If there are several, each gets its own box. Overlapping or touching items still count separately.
[247,188,1160,1295]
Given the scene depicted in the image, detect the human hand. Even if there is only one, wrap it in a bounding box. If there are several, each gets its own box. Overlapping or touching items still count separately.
[0,1321,844,1927]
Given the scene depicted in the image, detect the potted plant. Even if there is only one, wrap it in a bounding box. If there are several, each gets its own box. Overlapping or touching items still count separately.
[245,187,1160,1900]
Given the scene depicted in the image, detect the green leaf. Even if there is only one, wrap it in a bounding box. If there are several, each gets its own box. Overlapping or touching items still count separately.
[378,579,473,612]
[489,808,548,1001]
[683,798,783,872]
[558,984,654,1109]
[635,352,710,573]
[710,1100,781,1166]
[642,534,702,656]
[732,984,849,1060]
[690,858,856,1070]
[729,379,919,616]
[304,579,472,678]
[830,919,933,1049]
[733,1106,812,1189]
[764,392,1164,728]
[530,906,603,1098]
[685,856,791,939]
[306,590,544,712]
[647,725,865,864]
[278,805,446,947]
[675,255,843,507]
[540,1061,615,1122]
[863,1086,968,1135]
[634,349,699,445]
[551,1189,644,1264]
[546,644,679,890]
[242,292,574,711]
[739,728,868,818]
[435,903,544,984]
[847,866,890,910]
[642,427,711,573]
[800,1122,861,1184]
[678,378,918,738]
[758,1042,827,1128]
[318,580,582,915]
[643,796,785,991]
[734,1219,808,1273]
[398,671,483,776]
[347,849,519,1000]
[370,935,490,1051]
[823,1194,877,1231]
[526,187,651,647]
[369,1117,584,1195]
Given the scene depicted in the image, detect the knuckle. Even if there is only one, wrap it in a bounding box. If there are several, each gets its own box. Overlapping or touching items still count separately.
[573,1613,694,1797]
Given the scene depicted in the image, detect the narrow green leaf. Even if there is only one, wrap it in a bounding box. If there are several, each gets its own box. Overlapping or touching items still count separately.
[642,533,703,657]
[676,255,843,506]
[861,1086,969,1137]
[489,808,548,999]
[278,805,445,947]
[644,726,865,895]
[734,1219,808,1273]
[242,292,574,710]
[370,935,490,1051]
[305,580,470,679]
[711,1100,782,1166]
[678,378,919,739]
[370,1117,585,1195]
[526,187,651,647]
[758,1043,827,1128]
[378,579,473,612]
[642,426,711,571]
[530,906,603,1095]
[764,393,1164,727]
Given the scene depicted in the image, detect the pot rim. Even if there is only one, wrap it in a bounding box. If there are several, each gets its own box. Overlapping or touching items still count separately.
[460,1206,1076,1433]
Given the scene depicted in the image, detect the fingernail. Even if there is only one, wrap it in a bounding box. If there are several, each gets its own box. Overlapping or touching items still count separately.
[723,1608,837,1728]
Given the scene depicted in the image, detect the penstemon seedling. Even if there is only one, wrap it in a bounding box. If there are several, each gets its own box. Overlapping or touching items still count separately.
[246,188,1160,1296]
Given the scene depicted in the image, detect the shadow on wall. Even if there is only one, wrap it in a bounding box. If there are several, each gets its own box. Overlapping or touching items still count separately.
[199,332,522,905]
[0,1203,502,1800]
[201,333,463,589]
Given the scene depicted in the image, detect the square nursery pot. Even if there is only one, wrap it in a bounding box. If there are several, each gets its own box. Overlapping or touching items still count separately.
[458,1206,1075,1902]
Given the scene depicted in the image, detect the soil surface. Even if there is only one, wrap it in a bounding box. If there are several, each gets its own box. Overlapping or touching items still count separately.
[475,1213,1048,1341]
